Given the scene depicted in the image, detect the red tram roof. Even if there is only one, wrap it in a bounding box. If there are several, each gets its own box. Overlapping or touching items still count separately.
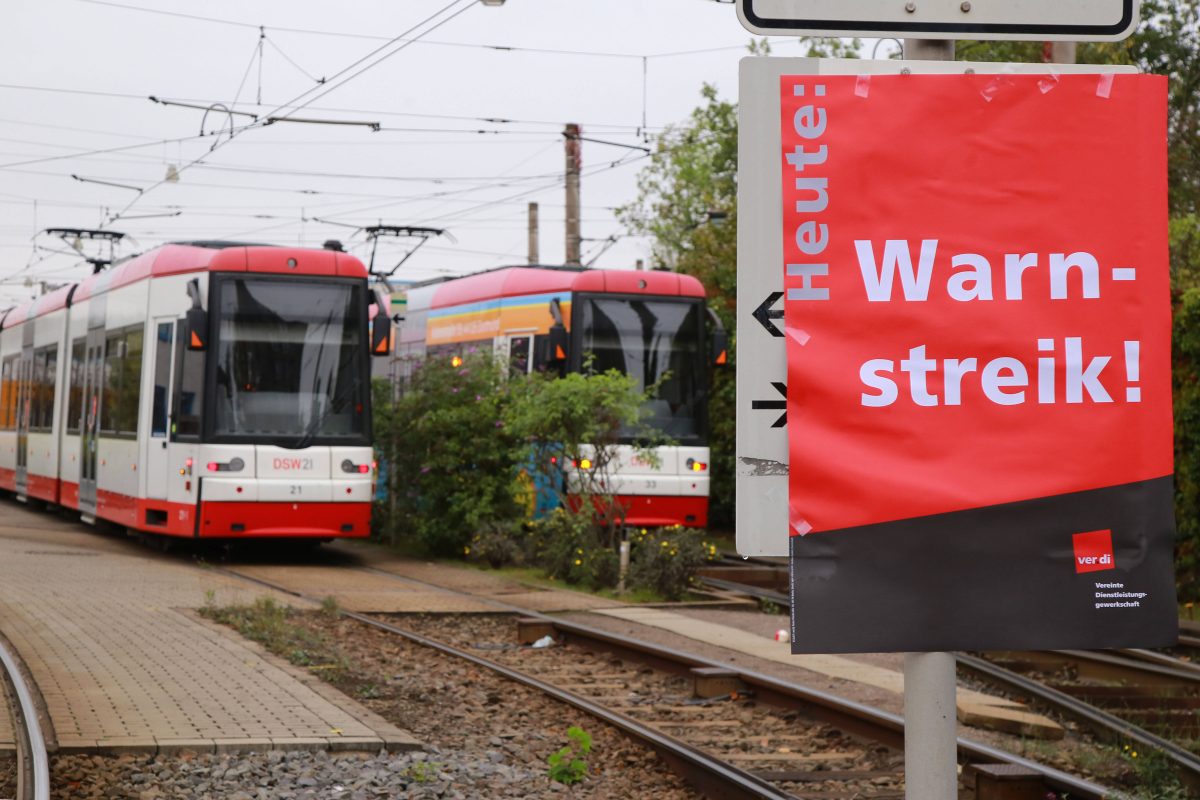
[4,243,367,328]
[430,266,705,310]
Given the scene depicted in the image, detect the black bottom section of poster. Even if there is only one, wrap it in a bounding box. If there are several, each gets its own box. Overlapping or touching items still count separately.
[789,477,1179,653]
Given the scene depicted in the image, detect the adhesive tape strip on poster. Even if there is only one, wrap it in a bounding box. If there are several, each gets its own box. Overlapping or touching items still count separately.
[788,328,811,346]
[855,74,870,98]
[1038,73,1061,95]
[1097,73,1115,99]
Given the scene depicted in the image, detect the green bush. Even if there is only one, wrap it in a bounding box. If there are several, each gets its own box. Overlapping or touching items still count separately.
[528,507,619,590]
[374,352,524,557]
[627,526,717,601]
[465,520,527,569]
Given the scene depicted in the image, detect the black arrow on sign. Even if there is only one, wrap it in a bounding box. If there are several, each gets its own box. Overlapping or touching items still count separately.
[752,381,787,428]
[752,291,784,337]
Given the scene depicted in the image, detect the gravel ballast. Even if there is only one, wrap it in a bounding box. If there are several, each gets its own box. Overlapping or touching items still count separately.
[49,603,703,800]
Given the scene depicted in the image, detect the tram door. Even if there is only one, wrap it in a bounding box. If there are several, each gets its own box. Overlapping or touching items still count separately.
[14,350,30,495]
[78,329,105,518]
[144,319,174,501]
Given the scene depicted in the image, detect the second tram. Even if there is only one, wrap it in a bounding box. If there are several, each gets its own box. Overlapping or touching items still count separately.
[387,265,726,528]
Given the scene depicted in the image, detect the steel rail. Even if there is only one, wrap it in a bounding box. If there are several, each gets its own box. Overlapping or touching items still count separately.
[0,635,49,800]
[1115,647,1200,676]
[220,563,1120,799]
[698,575,791,608]
[956,652,1200,792]
[215,566,797,798]
[1051,648,1200,684]
[341,610,800,800]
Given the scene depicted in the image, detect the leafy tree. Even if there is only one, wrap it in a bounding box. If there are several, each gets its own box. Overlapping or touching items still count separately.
[1175,287,1200,599]
[506,365,656,549]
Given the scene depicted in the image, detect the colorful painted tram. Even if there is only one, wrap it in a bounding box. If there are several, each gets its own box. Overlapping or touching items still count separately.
[388,266,726,528]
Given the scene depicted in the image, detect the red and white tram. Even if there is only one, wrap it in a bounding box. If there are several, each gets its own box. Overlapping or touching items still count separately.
[0,242,390,540]
[390,266,726,528]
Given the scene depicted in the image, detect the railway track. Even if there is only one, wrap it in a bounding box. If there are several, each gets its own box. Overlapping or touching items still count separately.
[702,565,1200,792]
[0,633,48,800]
[218,562,1119,799]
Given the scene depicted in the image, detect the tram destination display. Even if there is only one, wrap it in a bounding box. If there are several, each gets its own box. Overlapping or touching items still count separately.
[779,73,1177,653]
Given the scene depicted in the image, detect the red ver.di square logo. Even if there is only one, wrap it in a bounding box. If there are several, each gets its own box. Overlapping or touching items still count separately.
[1073,529,1115,574]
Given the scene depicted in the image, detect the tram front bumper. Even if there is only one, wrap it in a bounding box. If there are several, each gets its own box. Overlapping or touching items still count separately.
[197,500,371,538]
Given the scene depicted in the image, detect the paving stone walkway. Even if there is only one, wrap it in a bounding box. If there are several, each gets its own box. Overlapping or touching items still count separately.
[0,503,419,755]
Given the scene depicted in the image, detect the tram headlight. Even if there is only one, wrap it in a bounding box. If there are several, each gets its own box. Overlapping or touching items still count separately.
[207,457,245,472]
[342,459,371,474]
[686,458,707,472]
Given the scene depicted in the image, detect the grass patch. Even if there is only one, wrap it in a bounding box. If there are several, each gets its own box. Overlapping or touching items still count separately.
[462,563,709,604]
[199,596,349,678]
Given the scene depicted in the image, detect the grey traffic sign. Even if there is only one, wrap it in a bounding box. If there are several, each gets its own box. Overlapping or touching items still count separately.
[737,0,1139,41]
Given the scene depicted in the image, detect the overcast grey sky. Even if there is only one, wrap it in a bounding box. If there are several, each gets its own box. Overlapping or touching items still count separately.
[0,0,846,308]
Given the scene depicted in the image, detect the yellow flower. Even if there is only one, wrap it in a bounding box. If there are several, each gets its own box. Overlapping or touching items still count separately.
[1131,751,1138,758]
[574,559,582,566]
[576,548,584,554]
[463,546,471,555]
[640,528,648,535]
[661,541,669,548]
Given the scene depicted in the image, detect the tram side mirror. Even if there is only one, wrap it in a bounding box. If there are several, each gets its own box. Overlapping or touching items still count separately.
[708,308,728,367]
[186,307,208,351]
[547,324,568,364]
[370,288,392,357]
[547,298,568,364]
[186,278,208,351]
[371,313,392,357]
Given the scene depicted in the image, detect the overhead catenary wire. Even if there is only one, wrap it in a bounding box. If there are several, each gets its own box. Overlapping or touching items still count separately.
[104,0,486,225]
[0,83,664,133]
[3,2,751,285]
[73,0,777,60]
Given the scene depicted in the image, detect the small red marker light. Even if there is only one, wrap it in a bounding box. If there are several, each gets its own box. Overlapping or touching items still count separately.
[358,464,370,474]
[207,462,219,472]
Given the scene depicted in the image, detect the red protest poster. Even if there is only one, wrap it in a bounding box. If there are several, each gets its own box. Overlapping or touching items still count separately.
[781,73,1176,653]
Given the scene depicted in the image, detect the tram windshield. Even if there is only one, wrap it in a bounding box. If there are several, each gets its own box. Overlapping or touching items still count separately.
[212,277,368,443]
[576,295,705,444]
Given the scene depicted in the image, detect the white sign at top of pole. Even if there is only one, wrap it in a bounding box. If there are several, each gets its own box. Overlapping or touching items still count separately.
[736,0,1140,41]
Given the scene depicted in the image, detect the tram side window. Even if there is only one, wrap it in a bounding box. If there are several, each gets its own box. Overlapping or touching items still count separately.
[509,336,531,377]
[66,339,84,434]
[172,319,203,439]
[30,345,57,431]
[30,350,45,431]
[151,322,172,437]
[100,326,144,437]
[0,356,14,431]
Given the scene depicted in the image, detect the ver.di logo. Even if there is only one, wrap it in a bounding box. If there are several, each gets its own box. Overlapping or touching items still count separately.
[1073,529,1116,574]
